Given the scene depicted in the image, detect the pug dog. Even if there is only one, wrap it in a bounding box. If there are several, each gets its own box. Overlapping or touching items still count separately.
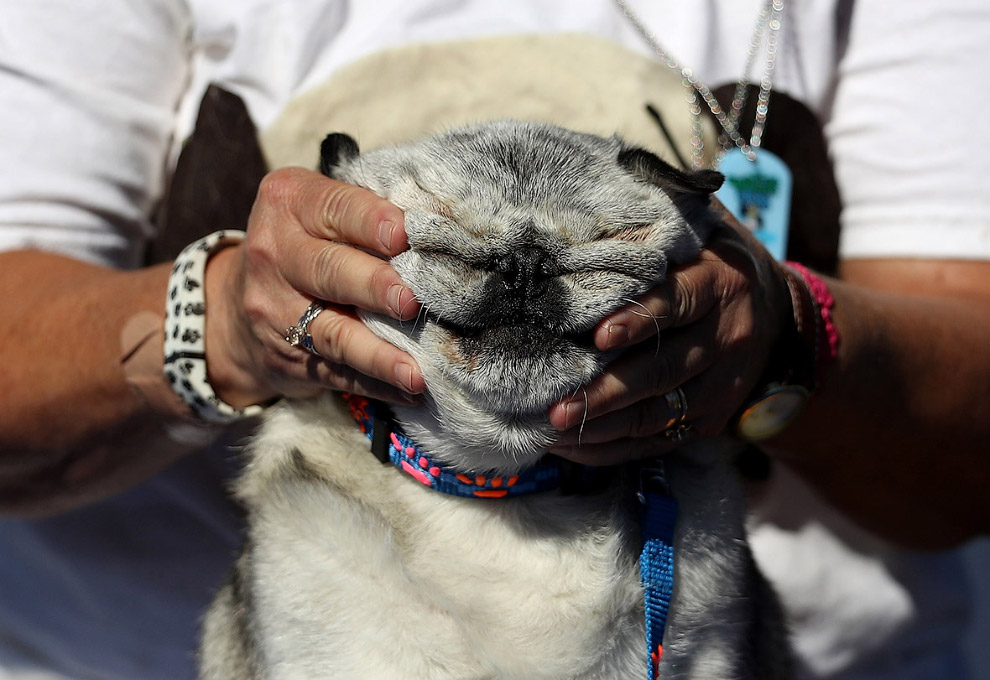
[199,121,792,679]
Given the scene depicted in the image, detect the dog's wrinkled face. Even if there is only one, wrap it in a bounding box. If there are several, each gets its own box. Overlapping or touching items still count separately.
[322,121,722,471]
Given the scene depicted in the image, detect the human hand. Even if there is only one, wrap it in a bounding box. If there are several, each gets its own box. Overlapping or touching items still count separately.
[204,167,426,408]
[547,207,792,464]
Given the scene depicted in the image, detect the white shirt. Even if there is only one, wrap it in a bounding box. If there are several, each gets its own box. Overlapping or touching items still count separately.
[0,1,986,678]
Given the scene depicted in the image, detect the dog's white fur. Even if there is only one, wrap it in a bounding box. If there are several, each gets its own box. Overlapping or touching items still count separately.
[199,121,791,679]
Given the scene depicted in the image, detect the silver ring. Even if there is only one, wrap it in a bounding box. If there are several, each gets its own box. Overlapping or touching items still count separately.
[662,386,689,429]
[284,301,325,356]
[664,422,693,444]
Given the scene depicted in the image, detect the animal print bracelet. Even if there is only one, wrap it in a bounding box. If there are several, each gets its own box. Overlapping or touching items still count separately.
[164,230,265,424]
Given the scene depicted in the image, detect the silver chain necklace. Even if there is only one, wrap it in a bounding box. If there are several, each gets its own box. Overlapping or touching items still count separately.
[615,0,785,169]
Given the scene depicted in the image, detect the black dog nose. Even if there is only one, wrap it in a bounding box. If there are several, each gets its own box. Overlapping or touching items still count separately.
[493,246,548,291]
[479,245,566,328]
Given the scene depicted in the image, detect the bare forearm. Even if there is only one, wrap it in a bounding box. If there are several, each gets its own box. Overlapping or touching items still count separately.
[0,173,428,515]
[0,251,198,515]
[770,274,990,548]
[546,225,990,548]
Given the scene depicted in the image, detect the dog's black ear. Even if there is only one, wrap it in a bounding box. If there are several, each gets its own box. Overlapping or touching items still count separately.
[320,133,360,178]
[618,147,724,194]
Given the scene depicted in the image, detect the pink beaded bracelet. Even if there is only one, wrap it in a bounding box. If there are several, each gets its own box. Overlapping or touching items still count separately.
[784,261,839,369]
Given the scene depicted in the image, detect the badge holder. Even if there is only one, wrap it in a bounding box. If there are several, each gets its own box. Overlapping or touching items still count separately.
[715,147,792,261]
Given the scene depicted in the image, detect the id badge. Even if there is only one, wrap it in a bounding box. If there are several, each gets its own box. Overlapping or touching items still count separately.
[714,147,793,261]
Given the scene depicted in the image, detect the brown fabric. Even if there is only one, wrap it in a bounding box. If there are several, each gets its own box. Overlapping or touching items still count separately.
[147,85,268,264]
[711,84,842,274]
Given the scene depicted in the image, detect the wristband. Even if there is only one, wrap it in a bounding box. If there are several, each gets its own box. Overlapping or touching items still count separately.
[784,261,839,373]
[163,230,265,424]
[735,262,838,441]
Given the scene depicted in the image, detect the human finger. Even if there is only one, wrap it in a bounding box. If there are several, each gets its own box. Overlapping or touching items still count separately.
[258,167,408,256]
[263,345,422,405]
[548,317,719,431]
[550,376,713,447]
[245,168,421,322]
[239,271,425,402]
[593,254,724,352]
[276,232,421,321]
[301,303,426,395]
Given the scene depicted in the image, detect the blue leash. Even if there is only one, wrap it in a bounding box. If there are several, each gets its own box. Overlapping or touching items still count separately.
[639,466,678,679]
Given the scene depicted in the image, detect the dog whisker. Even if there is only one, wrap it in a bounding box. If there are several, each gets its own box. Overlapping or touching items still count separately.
[620,296,663,357]
[577,387,589,447]
[398,295,421,323]
[412,301,431,332]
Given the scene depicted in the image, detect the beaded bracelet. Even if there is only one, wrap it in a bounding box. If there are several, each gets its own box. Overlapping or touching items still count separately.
[784,261,839,375]
[163,230,265,424]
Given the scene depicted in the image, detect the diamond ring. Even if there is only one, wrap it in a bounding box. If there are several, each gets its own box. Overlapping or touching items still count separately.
[284,300,325,356]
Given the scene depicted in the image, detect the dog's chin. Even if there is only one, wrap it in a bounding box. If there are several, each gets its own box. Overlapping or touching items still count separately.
[362,312,607,414]
[360,312,612,472]
[446,322,605,416]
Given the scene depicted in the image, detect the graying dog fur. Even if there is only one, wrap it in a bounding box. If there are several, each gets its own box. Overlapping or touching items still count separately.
[199,121,792,679]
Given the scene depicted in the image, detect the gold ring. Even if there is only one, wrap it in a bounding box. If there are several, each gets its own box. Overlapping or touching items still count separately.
[662,386,688,429]
[663,422,692,444]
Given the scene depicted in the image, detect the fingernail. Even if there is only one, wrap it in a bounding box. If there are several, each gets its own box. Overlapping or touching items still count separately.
[387,284,417,319]
[600,322,629,350]
[552,396,585,430]
[377,219,398,253]
[395,362,421,394]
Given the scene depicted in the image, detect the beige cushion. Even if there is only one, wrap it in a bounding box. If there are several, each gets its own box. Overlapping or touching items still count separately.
[261,33,716,169]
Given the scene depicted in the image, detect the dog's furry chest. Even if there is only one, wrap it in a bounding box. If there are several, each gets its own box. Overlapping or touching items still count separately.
[215,396,646,679]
